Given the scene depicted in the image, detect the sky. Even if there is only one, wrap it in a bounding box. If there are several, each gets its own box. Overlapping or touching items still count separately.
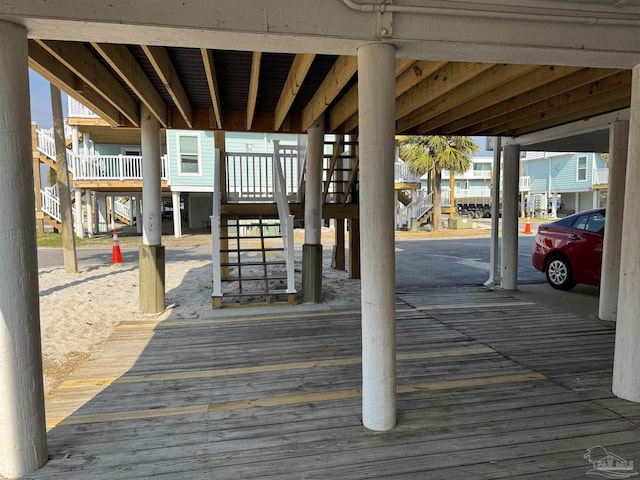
[28,68,489,154]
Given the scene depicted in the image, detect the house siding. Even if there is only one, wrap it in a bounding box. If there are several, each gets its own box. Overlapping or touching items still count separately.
[166,130,216,189]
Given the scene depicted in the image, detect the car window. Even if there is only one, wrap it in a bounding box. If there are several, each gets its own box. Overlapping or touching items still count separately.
[572,214,590,230]
[585,213,605,234]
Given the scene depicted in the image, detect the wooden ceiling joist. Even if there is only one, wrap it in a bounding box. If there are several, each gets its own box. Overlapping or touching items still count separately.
[200,48,223,130]
[36,40,140,126]
[463,70,630,135]
[506,92,631,137]
[413,65,583,134]
[490,85,632,137]
[395,62,495,123]
[246,51,262,130]
[329,60,445,131]
[274,53,315,131]
[28,41,124,126]
[449,68,625,135]
[91,42,168,127]
[395,63,538,133]
[301,55,358,131]
[143,45,193,128]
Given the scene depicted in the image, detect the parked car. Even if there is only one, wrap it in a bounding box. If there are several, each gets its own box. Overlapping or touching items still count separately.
[532,208,605,290]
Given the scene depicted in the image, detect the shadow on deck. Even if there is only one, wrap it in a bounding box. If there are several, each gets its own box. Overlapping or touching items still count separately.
[24,283,640,479]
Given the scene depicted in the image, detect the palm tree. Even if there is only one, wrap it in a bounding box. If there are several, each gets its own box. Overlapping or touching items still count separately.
[399,135,478,231]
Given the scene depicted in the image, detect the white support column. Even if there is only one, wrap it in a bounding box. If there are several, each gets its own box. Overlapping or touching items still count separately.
[593,190,598,209]
[501,144,520,291]
[82,132,91,155]
[599,120,628,322]
[74,188,84,238]
[172,191,182,238]
[86,190,94,238]
[484,137,502,288]
[358,42,396,431]
[305,115,324,246]
[97,194,108,233]
[0,20,48,478]
[110,195,116,231]
[134,197,143,234]
[613,64,640,402]
[575,192,580,213]
[141,104,162,246]
[302,114,324,303]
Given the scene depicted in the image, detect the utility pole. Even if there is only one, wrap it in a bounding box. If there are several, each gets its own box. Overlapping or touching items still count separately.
[51,84,78,273]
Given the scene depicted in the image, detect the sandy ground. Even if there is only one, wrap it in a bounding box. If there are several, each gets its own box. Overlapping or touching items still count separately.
[38,228,362,392]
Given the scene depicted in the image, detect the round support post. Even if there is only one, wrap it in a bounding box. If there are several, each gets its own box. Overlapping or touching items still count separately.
[0,20,48,478]
[358,42,397,431]
[501,144,520,291]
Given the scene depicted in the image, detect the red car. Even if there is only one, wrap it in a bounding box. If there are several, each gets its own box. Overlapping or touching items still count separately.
[532,208,605,290]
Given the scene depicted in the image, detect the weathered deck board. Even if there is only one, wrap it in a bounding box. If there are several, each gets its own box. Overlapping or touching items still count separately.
[17,287,640,479]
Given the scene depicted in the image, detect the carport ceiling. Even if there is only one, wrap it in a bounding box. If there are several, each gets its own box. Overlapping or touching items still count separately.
[28,39,632,137]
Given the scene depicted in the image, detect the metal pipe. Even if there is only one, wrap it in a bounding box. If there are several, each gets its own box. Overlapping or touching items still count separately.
[341,0,640,26]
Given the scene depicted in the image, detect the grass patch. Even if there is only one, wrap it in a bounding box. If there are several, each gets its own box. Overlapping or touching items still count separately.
[37,233,134,248]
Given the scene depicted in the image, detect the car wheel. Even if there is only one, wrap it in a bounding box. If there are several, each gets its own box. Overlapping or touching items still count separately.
[545,255,576,290]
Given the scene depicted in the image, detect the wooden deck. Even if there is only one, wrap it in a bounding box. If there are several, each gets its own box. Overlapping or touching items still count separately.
[21,287,640,479]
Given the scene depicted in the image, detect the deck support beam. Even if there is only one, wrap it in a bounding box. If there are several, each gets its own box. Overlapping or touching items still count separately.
[501,144,520,291]
[613,63,640,402]
[599,120,628,321]
[358,42,397,431]
[303,114,324,303]
[139,103,165,313]
[0,20,48,479]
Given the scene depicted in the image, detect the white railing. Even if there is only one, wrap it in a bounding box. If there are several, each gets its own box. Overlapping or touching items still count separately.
[442,169,492,180]
[520,175,531,192]
[442,186,491,198]
[273,149,297,295]
[113,198,132,223]
[67,97,100,118]
[397,189,434,227]
[593,168,609,186]
[394,162,421,183]
[37,128,75,173]
[226,148,299,202]
[41,186,61,223]
[211,150,223,299]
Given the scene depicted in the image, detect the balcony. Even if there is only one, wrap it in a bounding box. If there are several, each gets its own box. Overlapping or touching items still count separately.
[67,97,100,119]
[592,168,609,186]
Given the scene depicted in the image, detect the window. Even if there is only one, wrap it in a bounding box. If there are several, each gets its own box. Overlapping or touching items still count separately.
[178,135,200,175]
[577,156,587,182]
[585,212,605,234]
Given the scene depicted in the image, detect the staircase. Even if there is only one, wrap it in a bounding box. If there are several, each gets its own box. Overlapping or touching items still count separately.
[211,146,298,308]
[40,185,62,231]
[322,135,359,204]
[112,198,133,225]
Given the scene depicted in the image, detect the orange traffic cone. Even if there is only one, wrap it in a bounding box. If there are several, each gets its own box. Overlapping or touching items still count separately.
[524,215,532,234]
[112,230,123,264]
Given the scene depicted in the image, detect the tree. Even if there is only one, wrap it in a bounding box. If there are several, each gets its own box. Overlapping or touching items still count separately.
[398,135,478,231]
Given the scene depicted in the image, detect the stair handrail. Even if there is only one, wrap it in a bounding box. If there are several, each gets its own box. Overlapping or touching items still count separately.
[113,198,132,223]
[36,128,76,174]
[211,148,223,299]
[41,187,61,223]
[273,141,297,295]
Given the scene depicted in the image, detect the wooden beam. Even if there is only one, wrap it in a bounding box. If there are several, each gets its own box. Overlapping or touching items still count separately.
[396,62,495,122]
[36,40,140,126]
[489,86,631,137]
[28,41,124,126]
[412,65,583,134]
[301,56,357,131]
[220,202,358,220]
[274,53,315,131]
[329,60,444,131]
[143,45,193,128]
[170,107,303,133]
[396,63,538,132]
[91,43,167,127]
[453,68,625,134]
[200,48,223,130]
[246,51,262,130]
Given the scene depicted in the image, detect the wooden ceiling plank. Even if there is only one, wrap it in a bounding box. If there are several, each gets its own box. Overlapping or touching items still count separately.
[246,51,262,130]
[464,70,630,135]
[485,86,631,136]
[301,56,358,131]
[200,49,223,130]
[412,65,583,134]
[395,62,495,121]
[91,42,167,127]
[37,40,140,127]
[143,45,193,128]
[28,41,123,126]
[502,95,631,137]
[396,63,538,133]
[329,60,445,131]
[341,113,359,133]
[274,53,315,131]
